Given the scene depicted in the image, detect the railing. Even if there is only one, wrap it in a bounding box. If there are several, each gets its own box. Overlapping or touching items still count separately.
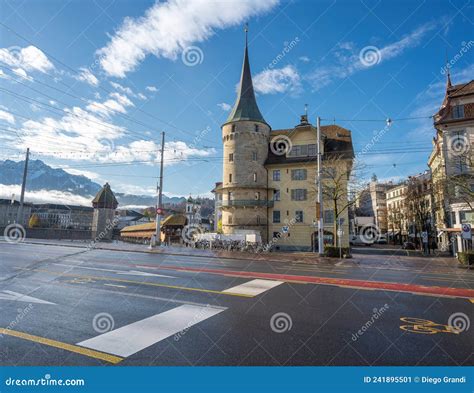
[217,200,274,208]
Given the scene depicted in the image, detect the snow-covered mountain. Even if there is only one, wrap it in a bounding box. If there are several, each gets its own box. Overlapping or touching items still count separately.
[0,159,186,206]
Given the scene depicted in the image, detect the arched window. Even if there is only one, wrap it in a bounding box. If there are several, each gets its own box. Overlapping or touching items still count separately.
[231,124,236,133]
[253,173,257,182]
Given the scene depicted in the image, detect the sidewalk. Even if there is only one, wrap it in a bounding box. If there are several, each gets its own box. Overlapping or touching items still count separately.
[0,237,464,272]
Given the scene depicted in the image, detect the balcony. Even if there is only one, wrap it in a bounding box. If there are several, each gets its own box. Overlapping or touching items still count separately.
[217,199,274,208]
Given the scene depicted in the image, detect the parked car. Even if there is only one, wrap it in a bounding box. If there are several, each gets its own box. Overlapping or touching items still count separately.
[376,235,387,244]
[403,241,416,250]
[350,235,373,246]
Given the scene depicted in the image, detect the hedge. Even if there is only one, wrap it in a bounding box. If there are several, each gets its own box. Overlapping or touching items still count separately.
[458,251,474,265]
[324,246,351,258]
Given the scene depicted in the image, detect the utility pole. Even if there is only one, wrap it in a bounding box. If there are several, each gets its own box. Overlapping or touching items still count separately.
[154,131,165,247]
[316,117,324,256]
[16,147,29,225]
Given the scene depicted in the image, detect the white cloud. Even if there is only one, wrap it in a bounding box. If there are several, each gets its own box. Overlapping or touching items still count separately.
[0,109,15,124]
[0,184,91,206]
[12,67,31,80]
[110,81,134,96]
[97,0,279,77]
[299,56,310,62]
[253,65,301,95]
[217,102,231,111]
[0,45,54,74]
[75,67,99,86]
[307,22,437,90]
[86,92,134,117]
[145,85,158,92]
[60,166,102,180]
[137,93,147,100]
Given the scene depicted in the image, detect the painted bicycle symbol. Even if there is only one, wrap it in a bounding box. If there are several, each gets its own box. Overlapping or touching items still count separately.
[399,317,460,335]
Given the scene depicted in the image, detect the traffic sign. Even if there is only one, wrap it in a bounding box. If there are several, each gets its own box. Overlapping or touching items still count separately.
[461,223,472,240]
[156,207,164,215]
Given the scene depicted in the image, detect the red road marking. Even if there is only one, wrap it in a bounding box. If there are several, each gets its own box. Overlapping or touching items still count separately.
[156,265,474,299]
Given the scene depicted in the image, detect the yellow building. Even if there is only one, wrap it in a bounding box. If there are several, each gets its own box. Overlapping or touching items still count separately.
[428,73,474,253]
[214,33,354,251]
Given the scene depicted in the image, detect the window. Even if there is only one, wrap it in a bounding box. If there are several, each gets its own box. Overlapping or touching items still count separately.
[291,169,307,180]
[253,172,257,182]
[451,211,457,225]
[308,144,317,156]
[231,124,236,132]
[323,210,334,224]
[273,210,281,223]
[288,144,308,157]
[254,124,259,132]
[229,173,232,183]
[295,210,303,223]
[252,151,258,161]
[228,215,232,224]
[256,216,261,224]
[273,170,280,181]
[460,211,474,224]
[274,190,280,201]
[229,153,234,162]
[291,189,307,201]
[452,105,464,119]
[228,191,233,200]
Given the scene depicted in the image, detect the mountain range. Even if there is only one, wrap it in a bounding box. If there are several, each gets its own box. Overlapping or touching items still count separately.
[0,159,186,206]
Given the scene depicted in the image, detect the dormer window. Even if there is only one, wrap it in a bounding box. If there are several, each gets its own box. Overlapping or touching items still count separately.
[452,105,464,119]
[254,124,259,132]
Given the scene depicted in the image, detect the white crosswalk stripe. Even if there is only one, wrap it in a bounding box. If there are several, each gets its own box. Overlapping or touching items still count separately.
[77,304,226,357]
[222,279,283,296]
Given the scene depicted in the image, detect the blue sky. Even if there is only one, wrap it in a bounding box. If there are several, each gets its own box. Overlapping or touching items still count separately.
[0,0,472,203]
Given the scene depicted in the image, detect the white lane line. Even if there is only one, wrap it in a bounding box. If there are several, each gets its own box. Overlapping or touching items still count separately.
[104,284,127,289]
[222,279,283,296]
[77,304,226,357]
[0,290,56,305]
[53,263,175,278]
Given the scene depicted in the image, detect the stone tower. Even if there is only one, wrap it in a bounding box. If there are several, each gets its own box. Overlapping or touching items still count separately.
[91,182,118,241]
[220,29,270,242]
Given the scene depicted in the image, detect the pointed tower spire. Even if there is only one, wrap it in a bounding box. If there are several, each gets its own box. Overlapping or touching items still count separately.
[445,49,452,89]
[225,24,267,125]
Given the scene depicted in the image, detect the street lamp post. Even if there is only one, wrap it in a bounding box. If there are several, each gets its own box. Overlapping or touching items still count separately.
[316,116,324,256]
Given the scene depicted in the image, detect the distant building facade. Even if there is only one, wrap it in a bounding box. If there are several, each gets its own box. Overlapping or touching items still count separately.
[356,180,392,234]
[0,199,32,227]
[428,73,474,253]
[31,204,93,230]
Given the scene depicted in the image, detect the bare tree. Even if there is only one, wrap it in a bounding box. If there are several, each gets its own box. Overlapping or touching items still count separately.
[319,154,365,246]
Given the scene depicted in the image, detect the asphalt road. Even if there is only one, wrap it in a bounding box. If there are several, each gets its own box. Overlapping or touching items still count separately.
[0,241,472,366]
